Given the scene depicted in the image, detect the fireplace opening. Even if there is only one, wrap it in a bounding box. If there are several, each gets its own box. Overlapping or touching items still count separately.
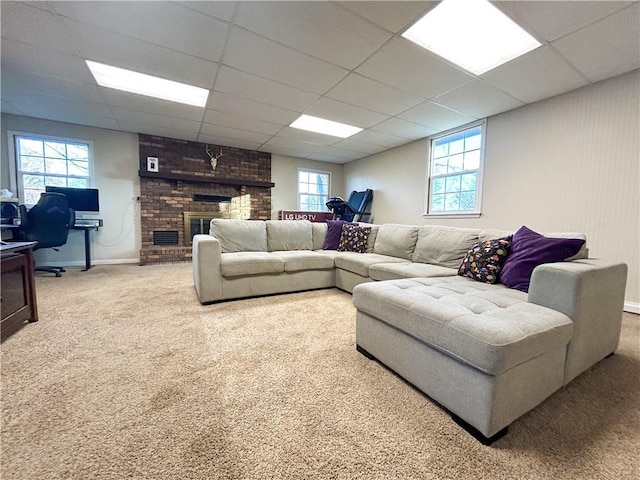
[183,211,225,246]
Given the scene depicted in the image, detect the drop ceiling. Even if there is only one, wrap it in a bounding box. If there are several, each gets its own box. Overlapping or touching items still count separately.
[1,1,638,164]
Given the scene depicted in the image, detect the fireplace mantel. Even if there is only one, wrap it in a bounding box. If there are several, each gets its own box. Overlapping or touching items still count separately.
[138,170,275,188]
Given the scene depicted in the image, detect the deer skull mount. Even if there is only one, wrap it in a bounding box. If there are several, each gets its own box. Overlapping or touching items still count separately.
[206,145,224,170]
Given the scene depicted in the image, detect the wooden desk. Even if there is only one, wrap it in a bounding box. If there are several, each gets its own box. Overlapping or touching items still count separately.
[1,241,38,341]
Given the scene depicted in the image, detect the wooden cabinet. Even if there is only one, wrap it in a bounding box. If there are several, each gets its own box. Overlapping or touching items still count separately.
[1,242,38,341]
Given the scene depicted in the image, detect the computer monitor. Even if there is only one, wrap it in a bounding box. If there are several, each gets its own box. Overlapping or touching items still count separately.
[44,186,100,215]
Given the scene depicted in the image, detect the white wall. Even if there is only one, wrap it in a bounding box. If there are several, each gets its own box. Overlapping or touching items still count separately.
[271,154,344,218]
[1,114,141,266]
[345,71,640,307]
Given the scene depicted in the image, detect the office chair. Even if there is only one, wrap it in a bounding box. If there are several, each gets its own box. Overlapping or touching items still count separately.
[326,189,373,222]
[17,192,74,277]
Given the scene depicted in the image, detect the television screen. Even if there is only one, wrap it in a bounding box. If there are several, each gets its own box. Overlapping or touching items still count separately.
[45,186,100,212]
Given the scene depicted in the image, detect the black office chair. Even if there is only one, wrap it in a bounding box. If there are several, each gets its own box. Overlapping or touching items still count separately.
[326,189,373,222]
[17,192,74,277]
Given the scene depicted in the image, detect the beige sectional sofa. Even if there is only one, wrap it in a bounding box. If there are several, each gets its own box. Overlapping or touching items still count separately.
[192,218,627,444]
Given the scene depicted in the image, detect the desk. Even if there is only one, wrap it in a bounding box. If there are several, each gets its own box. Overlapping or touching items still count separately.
[1,241,38,340]
[71,220,102,271]
[1,221,102,271]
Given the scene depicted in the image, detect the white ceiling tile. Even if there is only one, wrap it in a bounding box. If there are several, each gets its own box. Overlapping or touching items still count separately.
[432,80,524,119]
[304,98,389,129]
[1,2,75,53]
[196,133,263,152]
[110,108,202,133]
[214,67,320,112]
[482,46,588,103]
[2,68,104,104]
[64,19,219,89]
[203,110,283,136]
[347,129,408,148]
[552,3,640,82]
[497,1,633,42]
[18,2,57,14]
[330,139,388,155]
[263,137,326,157]
[199,123,272,145]
[312,146,366,161]
[53,0,228,62]
[1,101,27,116]
[235,1,391,69]
[100,90,206,121]
[118,121,198,141]
[325,73,424,116]
[1,39,94,83]
[223,27,348,94]
[305,151,354,164]
[338,1,436,34]
[5,90,113,118]
[207,92,299,126]
[177,1,237,22]
[356,38,473,99]
[370,118,436,139]
[397,101,477,132]
[275,127,343,147]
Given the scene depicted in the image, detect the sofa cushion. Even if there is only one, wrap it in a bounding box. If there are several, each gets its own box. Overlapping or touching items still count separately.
[357,222,379,253]
[334,252,405,277]
[323,220,354,250]
[312,222,328,250]
[211,219,267,253]
[266,220,313,251]
[220,252,284,277]
[369,262,458,281]
[272,250,335,272]
[500,226,586,292]
[480,228,588,261]
[337,224,371,253]
[458,236,512,284]
[373,224,419,260]
[412,225,480,268]
[353,277,574,375]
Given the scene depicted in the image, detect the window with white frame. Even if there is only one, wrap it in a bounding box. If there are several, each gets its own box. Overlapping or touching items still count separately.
[426,121,485,215]
[298,168,330,211]
[12,134,93,205]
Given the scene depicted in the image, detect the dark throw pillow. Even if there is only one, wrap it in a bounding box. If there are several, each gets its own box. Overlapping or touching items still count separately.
[458,236,512,284]
[337,224,371,253]
[322,220,354,250]
[500,226,586,293]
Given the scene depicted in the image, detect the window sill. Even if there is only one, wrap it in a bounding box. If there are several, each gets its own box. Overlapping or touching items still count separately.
[423,212,481,219]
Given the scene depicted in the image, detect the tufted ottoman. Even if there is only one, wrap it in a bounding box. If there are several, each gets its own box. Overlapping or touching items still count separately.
[352,277,574,444]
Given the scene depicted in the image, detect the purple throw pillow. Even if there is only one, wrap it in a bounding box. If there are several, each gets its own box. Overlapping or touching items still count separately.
[500,226,585,293]
[323,220,355,250]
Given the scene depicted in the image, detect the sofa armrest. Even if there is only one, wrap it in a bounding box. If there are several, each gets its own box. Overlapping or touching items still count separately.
[192,234,223,304]
[528,259,627,384]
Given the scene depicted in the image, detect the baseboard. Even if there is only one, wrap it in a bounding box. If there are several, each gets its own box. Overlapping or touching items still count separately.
[624,302,640,315]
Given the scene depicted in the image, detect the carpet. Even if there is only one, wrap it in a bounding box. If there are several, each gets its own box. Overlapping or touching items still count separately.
[1,263,639,479]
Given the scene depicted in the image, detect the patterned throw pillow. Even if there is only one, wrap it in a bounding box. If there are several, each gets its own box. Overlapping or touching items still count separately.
[337,224,371,253]
[458,236,512,284]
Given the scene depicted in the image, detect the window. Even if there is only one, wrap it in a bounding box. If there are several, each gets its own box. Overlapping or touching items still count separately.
[298,168,330,212]
[12,134,93,205]
[426,121,485,216]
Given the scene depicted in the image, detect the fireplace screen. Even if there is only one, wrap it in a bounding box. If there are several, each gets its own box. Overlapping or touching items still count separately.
[183,212,224,246]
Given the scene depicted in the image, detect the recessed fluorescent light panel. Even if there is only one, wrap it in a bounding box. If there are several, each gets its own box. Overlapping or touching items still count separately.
[289,115,363,138]
[85,60,209,107]
[402,0,541,75]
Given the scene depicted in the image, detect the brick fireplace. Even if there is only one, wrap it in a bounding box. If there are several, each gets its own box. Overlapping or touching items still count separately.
[138,134,273,265]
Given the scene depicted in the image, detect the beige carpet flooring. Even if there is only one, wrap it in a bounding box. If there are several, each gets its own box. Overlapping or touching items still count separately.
[1,263,639,479]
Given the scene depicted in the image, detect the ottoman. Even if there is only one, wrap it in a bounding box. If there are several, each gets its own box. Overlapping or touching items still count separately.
[353,277,574,443]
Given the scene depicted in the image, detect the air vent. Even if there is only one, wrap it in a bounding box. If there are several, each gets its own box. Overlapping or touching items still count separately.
[153,231,179,246]
[193,193,231,203]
